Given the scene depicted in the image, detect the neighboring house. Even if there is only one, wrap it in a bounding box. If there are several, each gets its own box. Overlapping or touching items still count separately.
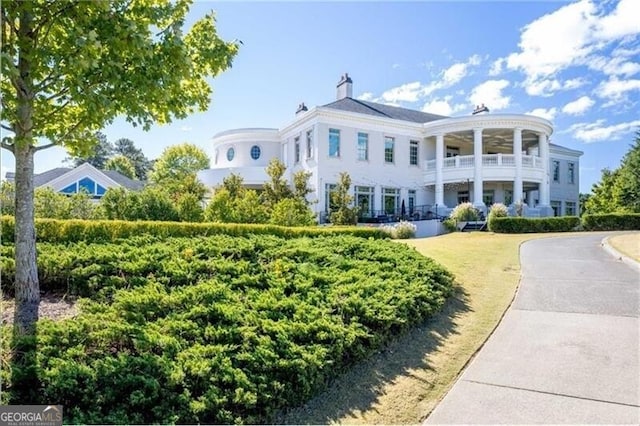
[5,162,143,198]
[199,74,583,221]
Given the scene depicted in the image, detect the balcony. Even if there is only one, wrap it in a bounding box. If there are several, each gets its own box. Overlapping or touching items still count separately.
[424,154,546,183]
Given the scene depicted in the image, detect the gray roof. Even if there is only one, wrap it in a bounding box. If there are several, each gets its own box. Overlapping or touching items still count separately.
[4,165,144,190]
[322,97,448,123]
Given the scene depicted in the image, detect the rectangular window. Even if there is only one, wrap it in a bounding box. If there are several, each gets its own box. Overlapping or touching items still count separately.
[408,190,416,213]
[565,201,576,216]
[446,146,460,158]
[551,200,561,217]
[325,183,337,213]
[410,140,419,165]
[553,160,560,182]
[355,185,374,217]
[384,136,395,163]
[568,162,575,184]
[329,128,340,157]
[382,187,400,215]
[294,136,300,163]
[457,191,469,204]
[483,190,495,207]
[504,189,513,206]
[306,129,313,159]
[357,132,368,161]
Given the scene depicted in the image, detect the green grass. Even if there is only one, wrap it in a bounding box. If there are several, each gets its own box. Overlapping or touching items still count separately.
[279,232,585,424]
[609,232,640,261]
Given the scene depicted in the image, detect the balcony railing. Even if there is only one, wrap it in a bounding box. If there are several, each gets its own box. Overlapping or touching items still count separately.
[424,154,544,171]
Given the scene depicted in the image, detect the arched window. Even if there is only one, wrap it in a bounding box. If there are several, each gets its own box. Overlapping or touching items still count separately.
[227,147,235,161]
[250,145,261,160]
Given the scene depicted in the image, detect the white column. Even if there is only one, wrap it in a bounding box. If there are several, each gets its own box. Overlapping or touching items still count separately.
[435,133,446,207]
[473,128,484,209]
[513,127,523,205]
[538,132,550,208]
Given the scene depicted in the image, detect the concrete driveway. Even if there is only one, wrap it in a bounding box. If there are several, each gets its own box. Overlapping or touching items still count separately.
[426,233,640,424]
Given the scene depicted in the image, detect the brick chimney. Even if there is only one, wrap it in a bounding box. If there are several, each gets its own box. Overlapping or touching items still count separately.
[336,73,353,100]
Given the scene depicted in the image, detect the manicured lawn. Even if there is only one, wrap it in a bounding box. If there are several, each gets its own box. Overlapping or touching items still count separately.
[609,232,640,262]
[280,232,583,424]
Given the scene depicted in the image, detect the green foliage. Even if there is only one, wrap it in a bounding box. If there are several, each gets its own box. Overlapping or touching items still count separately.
[269,198,315,227]
[105,155,136,179]
[100,187,178,222]
[149,143,210,199]
[66,132,113,169]
[292,170,313,205]
[1,235,454,423]
[442,218,457,233]
[205,188,269,224]
[0,216,386,245]
[582,213,640,231]
[380,221,417,239]
[585,131,640,214]
[262,159,292,208]
[449,202,479,222]
[176,193,204,223]
[489,216,581,233]
[0,181,15,216]
[113,138,152,180]
[33,187,100,220]
[330,172,358,225]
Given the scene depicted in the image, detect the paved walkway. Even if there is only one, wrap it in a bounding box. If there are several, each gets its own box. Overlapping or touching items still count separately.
[426,233,640,424]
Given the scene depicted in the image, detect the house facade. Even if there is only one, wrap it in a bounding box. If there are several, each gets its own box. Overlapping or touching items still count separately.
[198,74,583,221]
[5,162,143,198]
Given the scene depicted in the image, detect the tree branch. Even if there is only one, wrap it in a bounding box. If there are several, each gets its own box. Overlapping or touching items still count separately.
[0,140,14,153]
[33,142,55,152]
[35,119,86,152]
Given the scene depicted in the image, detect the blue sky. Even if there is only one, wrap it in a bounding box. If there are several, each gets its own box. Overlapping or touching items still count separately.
[1,0,639,194]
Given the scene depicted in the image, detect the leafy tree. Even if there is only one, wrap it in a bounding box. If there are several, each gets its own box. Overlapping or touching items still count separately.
[100,187,178,222]
[0,181,16,216]
[105,155,136,179]
[292,170,313,205]
[614,131,640,212]
[149,143,210,197]
[176,193,204,223]
[270,198,315,227]
[65,132,113,168]
[113,138,151,180]
[585,168,622,214]
[1,0,238,335]
[330,172,358,225]
[579,193,591,216]
[262,159,292,207]
[205,174,268,223]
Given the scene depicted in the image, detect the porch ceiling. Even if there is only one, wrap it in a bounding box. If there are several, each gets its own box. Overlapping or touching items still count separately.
[444,129,539,150]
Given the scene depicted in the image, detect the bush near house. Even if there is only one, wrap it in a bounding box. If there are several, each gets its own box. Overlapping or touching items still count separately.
[582,213,640,231]
[0,216,386,244]
[489,216,581,233]
[448,202,479,222]
[1,234,454,424]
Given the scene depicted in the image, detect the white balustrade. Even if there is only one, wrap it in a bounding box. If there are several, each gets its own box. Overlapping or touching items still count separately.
[502,154,515,166]
[482,154,499,166]
[443,157,456,168]
[425,154,544,171]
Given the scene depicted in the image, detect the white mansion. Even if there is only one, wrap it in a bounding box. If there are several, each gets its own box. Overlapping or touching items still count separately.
[198,74,583,221]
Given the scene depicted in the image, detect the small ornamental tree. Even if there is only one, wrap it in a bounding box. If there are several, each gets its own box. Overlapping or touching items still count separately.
[150,143,210,199]
[330,172,358,225]
[262,159,292,207]
[105,155,136,179]
[1,0,239,336]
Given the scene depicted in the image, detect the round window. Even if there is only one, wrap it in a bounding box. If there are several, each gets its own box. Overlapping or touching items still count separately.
[226,147,235,161]
[250,145,261,160]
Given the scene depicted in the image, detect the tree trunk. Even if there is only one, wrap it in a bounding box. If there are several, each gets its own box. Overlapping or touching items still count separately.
[12,3,39,336]
[13,144,39,336]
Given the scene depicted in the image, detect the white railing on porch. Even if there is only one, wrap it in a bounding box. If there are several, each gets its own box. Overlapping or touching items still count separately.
[425,154,544,171]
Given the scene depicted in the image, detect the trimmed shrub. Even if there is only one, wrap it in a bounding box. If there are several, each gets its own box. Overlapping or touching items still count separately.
[582,213,640,231]
[380,221,417,239]
[490,216,581,233]
[0,216,386,244]
[449,202,479,222]
[442,218,457,233]
[1,235,454,424]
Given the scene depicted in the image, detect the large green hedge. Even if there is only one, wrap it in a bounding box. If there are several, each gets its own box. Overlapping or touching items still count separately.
[0,216,385,244]
[488,216,581,233]
[582,213,640,231]
[1,234,453,424]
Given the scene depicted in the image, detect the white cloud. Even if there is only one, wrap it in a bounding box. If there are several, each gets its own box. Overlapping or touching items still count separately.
[489,58,505,76]
[502,0,640,96]
[358,92,374,101]
[469,80,511,110]
[588,55,640,77]
[422,96,467,116]
[380,81,423,103]
[526,107,557,121]
[567,118,640,142]
[562,96,595,115]
[180,126,192,132]
[596,78,640,101]
[563,77,588,90]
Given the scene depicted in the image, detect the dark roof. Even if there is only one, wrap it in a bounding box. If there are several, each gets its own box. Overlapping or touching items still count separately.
[4,165,144,190]
[322,97,448,123]
[102,170,145,190]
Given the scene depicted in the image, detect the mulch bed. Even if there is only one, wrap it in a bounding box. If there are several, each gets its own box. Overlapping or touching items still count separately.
[1,293,78,325]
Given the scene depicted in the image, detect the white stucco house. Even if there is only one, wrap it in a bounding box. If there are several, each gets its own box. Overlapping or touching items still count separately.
[5,162,143,198]
[198,74,583,222]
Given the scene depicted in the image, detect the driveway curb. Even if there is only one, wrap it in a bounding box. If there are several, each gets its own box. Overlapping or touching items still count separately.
[602,234,640,273]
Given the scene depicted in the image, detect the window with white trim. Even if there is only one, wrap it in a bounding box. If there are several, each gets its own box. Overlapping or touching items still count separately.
[384,136,394,163]
[357,132,368,161]
[294,137,300,163]
[410,140,419,165]
[306,129,313,159]
[568,162,575,184]
[553,160,560,182]
[329,128,340,157]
